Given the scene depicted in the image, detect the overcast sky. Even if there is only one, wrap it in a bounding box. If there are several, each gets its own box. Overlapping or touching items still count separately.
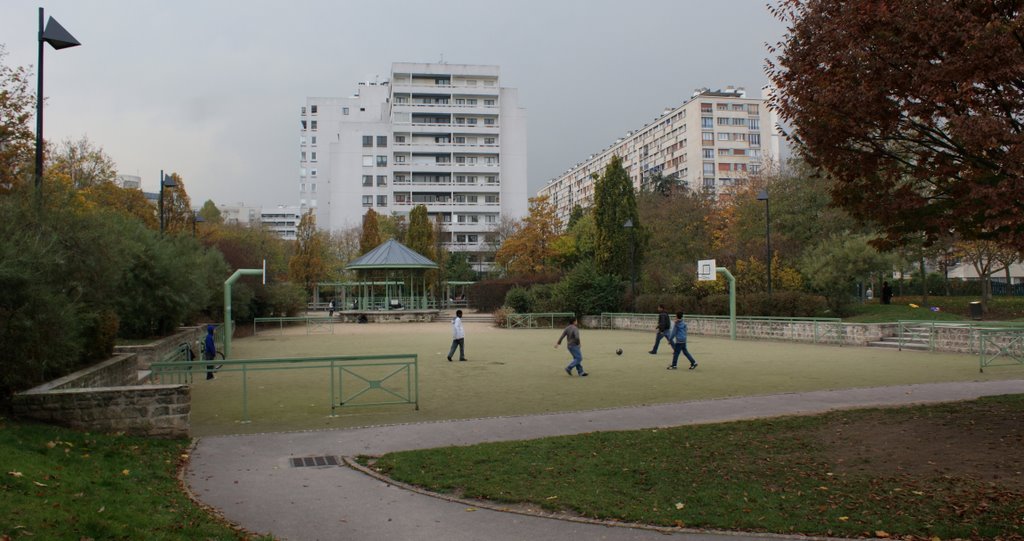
[0,0,786,209]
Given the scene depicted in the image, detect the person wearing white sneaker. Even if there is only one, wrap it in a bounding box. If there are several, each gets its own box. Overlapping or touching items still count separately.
[554,316,587,376]
[667,311,698,370]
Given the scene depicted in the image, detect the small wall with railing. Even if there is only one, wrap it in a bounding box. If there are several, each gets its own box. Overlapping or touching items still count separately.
[11,327,201,438]
[583,313,893,347]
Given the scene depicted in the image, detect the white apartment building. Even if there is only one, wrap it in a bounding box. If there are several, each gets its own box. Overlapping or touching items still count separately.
[539,87,781,224]
[299,62,528,266]
[261,205,302,240]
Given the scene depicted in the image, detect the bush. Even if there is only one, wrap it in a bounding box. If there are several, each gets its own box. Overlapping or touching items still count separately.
[469,274,559,312]
[549,262,622,316]
[504,286,532,314]
[492,306,515,327]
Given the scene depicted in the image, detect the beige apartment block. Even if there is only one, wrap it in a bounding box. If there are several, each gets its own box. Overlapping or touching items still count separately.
[539,87,781,225]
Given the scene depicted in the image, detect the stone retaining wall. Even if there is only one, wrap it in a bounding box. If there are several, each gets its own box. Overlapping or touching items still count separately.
[12,385,189,438]
[12,327,200,438]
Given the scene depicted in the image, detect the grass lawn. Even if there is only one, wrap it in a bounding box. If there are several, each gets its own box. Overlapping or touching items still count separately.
[0,418,268,540]
[187,320,1022,436]
[845,296,1024,322]
[364,394,1024,540]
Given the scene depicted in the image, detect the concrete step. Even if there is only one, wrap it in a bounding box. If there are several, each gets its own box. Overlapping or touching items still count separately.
[867,341,929,350]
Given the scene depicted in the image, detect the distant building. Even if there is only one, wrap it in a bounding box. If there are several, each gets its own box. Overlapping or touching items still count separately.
[217,203,261,227]
[298,62,528,269]
[116,174,141,190]
[539,87,782,225]
[260,205,303,240]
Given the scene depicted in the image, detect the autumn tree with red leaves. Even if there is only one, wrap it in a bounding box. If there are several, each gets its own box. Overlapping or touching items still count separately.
[767,0,1024,250]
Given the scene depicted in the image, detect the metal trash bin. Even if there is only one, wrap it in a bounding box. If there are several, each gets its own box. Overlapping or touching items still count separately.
[969,301,983,320]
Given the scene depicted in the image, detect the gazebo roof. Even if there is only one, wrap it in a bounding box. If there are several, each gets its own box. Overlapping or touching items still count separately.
[346,239,439,270]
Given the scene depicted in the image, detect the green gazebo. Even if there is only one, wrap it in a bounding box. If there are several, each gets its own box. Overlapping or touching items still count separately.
[345,239,439,311]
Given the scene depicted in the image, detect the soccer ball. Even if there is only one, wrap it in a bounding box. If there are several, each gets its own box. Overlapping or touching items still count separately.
[616,348,623,355]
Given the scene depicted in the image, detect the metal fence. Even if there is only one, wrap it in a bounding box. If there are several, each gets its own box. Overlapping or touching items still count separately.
[253,316,336,335]
[897,320,1024,354]
[150,354,418,422]
[505,312,577,329]
[597,313,844,344]
[978,329,1024,372]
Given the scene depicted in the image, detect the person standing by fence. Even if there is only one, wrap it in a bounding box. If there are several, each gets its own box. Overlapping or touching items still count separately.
[204,325,217,380]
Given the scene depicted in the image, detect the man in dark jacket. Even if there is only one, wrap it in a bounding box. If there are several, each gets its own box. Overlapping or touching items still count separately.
[649,305,672,354]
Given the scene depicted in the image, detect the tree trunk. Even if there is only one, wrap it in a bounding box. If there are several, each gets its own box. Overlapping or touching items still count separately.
[919,257,928,305]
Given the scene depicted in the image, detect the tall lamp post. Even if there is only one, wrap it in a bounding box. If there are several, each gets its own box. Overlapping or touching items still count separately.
[34,8,81,204]
[192,212,205,238]
[623,218,636,312]
[756,189,772,297]
[159,170,177,236]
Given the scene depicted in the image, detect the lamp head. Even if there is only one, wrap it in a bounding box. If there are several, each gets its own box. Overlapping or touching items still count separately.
[756,189,768,201]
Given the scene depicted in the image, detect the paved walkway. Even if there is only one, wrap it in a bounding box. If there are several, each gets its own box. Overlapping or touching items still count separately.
[186,379,1024,541]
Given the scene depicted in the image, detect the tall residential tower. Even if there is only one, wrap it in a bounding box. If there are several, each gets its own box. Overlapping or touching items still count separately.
[299,63,527,267]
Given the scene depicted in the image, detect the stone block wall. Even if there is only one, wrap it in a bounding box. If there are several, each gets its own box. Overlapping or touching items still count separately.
[12,385,190,438]
[13,327,201,438]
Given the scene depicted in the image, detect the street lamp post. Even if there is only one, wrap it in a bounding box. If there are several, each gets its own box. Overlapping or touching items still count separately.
[192,212,205,238]
[34,8,80,205]
[623,218,636,312]
[756,189,772,297]
[159,170,177,236]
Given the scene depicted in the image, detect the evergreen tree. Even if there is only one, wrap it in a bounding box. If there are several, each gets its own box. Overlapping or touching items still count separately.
[593,155,642,280]
[406,205,435,259]
[359,209,382,254]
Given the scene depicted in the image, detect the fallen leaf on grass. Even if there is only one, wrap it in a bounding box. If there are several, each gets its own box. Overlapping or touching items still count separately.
[545,496,558,500]
[465,508,476,512]
[875,531,890,538]
[675,502,685,510]
[33,481,47,487]
[8,471,23,478]
[838,516,849,521]
[121,469,130,476]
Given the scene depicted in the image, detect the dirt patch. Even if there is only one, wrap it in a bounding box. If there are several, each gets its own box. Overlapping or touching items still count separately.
[813,401,1024,491]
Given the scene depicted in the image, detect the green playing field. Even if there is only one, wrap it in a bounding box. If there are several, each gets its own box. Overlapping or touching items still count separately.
[188,320,1015,436]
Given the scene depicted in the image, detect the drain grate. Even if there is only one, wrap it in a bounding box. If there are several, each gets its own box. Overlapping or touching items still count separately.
[290,455,340,468]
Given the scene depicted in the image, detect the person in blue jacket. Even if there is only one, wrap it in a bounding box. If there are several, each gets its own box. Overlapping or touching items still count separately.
[667,311,698,370]
[204,325,217,380]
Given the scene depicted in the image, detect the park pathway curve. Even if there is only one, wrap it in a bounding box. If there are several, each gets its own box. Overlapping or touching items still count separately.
[186,379,1024,541]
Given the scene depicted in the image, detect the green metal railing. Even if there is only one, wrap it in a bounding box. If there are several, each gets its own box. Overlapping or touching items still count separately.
[597,313,844,344]
[505,312,576,329]
[150,354,418,422]
[253,316,336,335]
[978,328,1024,372]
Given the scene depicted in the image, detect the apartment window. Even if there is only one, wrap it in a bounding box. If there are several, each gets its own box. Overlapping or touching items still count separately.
[394,174,407,183]
[454,136,466,144]
[310,152,317,162]
[455,175,466,183]
[377,195,388,207]
[310,105,318,114]
[301,120,307,130]
[748,118,760,130]
[702,132,714,142]
[732,117,747,126]
[747,104,759,115]
[362,155,373,166]
[485,175,497,184]
[456,156,466,164]
[703,149,714,159]
[703,177,715,188]
[310,121,317,130]
[395,96,408,104]
[484,137,495,144]
[750,164,762,174]
[310,169,317,177]
[716,117,729,126]
[310,183,316,193]
[362,136,373,147]
[484,99,495,106]
[377,136,387,147]
[700,103,713,113]
[732,104,745,111]
[467,175,477,184]
[455,117,466,124]
[301,151,307,161]
[467,98,477,105]
[395,135,406,143]
[749,134,761,146]
[311,136,317,145]
[485,215,496,223]
[301,106,306,115]
[343,107,350,115]
[485,156,497,164]
[376,155,387,167]
[484,118,495,125]
[455,98,466,105]
[467,118,478,125]
[466,79,477,86]
[395,155,406,163]
[362,175,372,187]
[436,78,450,85]
[485,195,499,204]
[703,162,715,175]
[718,132,730,141]
[717,103,729,111]
[362,196,372,207]
[373,175,385,186]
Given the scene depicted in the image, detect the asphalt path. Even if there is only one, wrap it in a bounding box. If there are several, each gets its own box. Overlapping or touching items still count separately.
[186,379,1024,541]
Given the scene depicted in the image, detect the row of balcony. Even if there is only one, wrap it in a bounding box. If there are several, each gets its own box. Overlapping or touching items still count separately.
[393,179,500,188]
